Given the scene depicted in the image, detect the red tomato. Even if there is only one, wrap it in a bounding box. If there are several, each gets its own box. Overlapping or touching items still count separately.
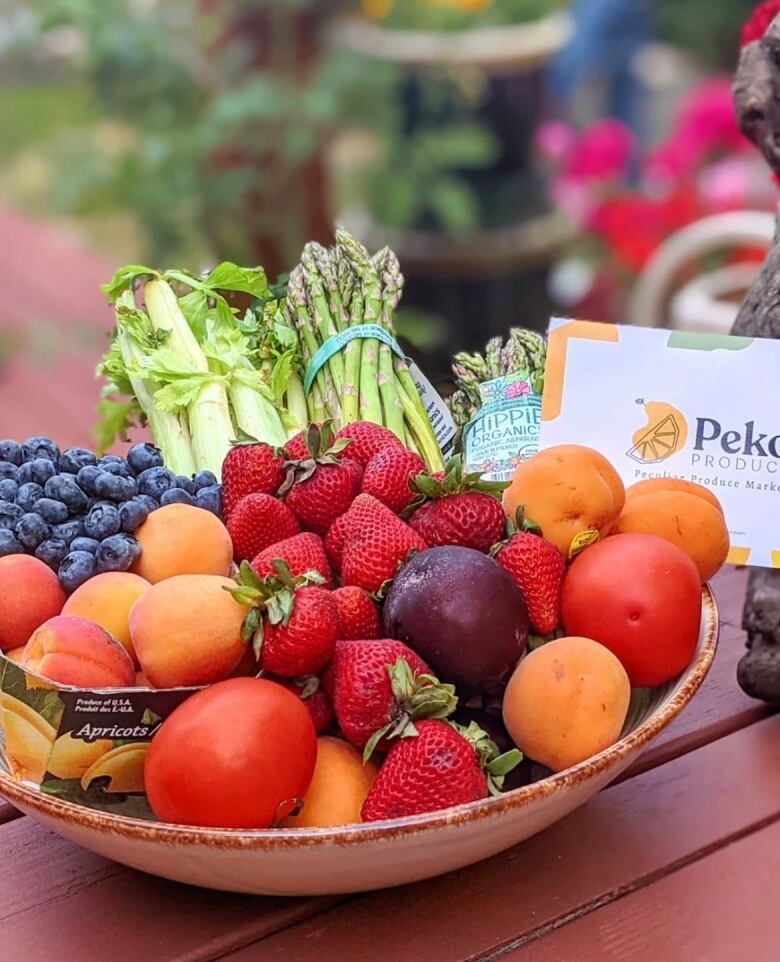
[145,677,317,828]
[560,533,701,687]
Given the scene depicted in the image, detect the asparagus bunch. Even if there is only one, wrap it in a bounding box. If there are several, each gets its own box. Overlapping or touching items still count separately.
[448,329,547,428]
[279,230,445,472]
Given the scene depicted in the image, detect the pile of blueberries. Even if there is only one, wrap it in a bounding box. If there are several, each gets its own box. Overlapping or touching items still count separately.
[0,437,222,593]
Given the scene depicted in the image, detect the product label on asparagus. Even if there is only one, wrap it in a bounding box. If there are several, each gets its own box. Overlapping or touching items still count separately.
[463,373,542,481]
[303,324,405,394]
[406,360,457,457]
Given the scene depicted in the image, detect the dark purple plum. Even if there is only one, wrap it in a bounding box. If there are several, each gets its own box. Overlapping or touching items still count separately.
[383,546,529,694]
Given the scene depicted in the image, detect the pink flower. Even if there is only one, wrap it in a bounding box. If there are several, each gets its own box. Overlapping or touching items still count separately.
[534,121,576,165]
[698,157,754,210]
[564,119,634,182]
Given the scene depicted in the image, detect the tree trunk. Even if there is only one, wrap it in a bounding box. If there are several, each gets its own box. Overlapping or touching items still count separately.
[731,16,780,702]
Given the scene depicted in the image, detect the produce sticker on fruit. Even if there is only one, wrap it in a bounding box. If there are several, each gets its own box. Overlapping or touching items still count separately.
[539,317,780,569]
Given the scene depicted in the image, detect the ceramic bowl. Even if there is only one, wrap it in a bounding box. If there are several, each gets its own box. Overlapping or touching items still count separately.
[0,587,718,896]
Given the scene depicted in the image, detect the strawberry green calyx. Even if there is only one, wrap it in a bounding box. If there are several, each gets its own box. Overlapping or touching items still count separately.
[225,559,326,658]
[451,720,523,796]
[278,420,352,493]
[410,455,508,509]
[362,657,458,762]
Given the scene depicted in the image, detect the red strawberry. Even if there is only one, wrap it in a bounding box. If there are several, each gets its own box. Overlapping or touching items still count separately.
[229,562,338,678]
[227,493,300,562]
[284,431,310,462]
[341,500,428,593]
[332,585,380,640]
[251,532,333,587]
[493,531,565,635]
[221,443,285,519]
[409,493,505,553]
[362,448,426,513]
[361,719,521,822]
[408,457,507,553]
[324,512,350,573]
[328,639,456,753]
[279,677,334,734]
[334,421,404,468]
[281,422,363,534]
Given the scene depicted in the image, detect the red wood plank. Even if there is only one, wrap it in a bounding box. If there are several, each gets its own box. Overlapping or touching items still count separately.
[503,818,780,962]
[218,716,780,962]
[0,816,339,962]
[0,800,19,824]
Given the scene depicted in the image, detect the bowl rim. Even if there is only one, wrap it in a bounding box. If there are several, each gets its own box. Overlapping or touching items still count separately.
[0,586,718,849]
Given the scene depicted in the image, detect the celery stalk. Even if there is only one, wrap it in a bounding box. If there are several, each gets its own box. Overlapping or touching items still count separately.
[144,279,235,478]
[114,293,196,477]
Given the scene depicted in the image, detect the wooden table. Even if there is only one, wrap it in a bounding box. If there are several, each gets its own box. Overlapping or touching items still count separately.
[1,566,775,962]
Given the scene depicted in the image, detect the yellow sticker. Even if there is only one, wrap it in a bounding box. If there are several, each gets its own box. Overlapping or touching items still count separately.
[569,530,599,560]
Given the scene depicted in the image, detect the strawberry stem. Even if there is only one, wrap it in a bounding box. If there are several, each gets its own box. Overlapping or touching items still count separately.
[362,658,458,762]
[450,720,523,795]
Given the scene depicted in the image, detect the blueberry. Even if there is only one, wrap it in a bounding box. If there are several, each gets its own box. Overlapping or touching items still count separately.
[172,475,195,495]
[160,487,194,507]
[71,536,100,555]
[0,501,22,529]
[21,458,57,487]
[195,485,222,516]
[126,443,164,475]
[100,459,133,480]
[15,482,44,513]
[118,498,149,533]
[0,528,21,556]
[59,551,97,593]
[76,464,102,495]
[35,539,68,570]
[15,513,51,551]
[84,503,121,540]
[33,498,69,525]
[58,447,96,474]
[22,436,59,462]
[53,520,85,545]
[116,532,142,564]
[137,467,175,499]
[96,534,135,573]
[192,470,218,491]
[44,474,89,515]
[94,471,136,502]
[134,493,158,513]
[0,461,18,481]
[97,455,123,468]
[0,479,17,502]
[0,441,23,466]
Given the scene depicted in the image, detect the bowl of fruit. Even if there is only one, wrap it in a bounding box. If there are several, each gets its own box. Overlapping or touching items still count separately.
[0,426,722,896]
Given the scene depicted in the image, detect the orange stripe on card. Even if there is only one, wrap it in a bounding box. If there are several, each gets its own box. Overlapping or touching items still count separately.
[727,546,750,566]
[543,320,619,422]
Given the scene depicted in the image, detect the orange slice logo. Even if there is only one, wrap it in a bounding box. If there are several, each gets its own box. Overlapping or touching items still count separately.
[627,401,688,464]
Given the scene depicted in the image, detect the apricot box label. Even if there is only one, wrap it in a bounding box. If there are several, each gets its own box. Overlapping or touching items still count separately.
[539,318,780,569]
[0,656,198,817]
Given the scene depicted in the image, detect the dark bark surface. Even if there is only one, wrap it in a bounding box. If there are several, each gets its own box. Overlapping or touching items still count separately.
[732,17,780,703]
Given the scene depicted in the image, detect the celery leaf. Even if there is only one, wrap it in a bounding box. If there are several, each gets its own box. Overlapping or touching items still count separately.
[101,265,158,303]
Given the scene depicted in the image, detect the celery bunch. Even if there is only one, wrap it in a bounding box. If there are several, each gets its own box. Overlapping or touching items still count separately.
[98,262,288,479]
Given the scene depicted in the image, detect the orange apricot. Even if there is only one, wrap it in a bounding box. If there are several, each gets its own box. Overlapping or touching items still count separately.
[131,504,232,584]
[625,477,723,514]
[502,636,630,773]
[23,615,136,689]
[0,555,65,652]
[614,489,729,582]
[63,572,151,667]
[503,445,625,558]
[129,574,246,689]
[282,737,379,828]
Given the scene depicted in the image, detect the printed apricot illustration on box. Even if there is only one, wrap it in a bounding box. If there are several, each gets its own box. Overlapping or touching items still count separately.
[627,401,688,465]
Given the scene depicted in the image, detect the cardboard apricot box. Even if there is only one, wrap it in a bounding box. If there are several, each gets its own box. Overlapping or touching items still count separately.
[0,653,200,818]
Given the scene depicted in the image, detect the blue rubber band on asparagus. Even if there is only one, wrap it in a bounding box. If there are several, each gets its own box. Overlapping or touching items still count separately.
[303,325,406,395]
